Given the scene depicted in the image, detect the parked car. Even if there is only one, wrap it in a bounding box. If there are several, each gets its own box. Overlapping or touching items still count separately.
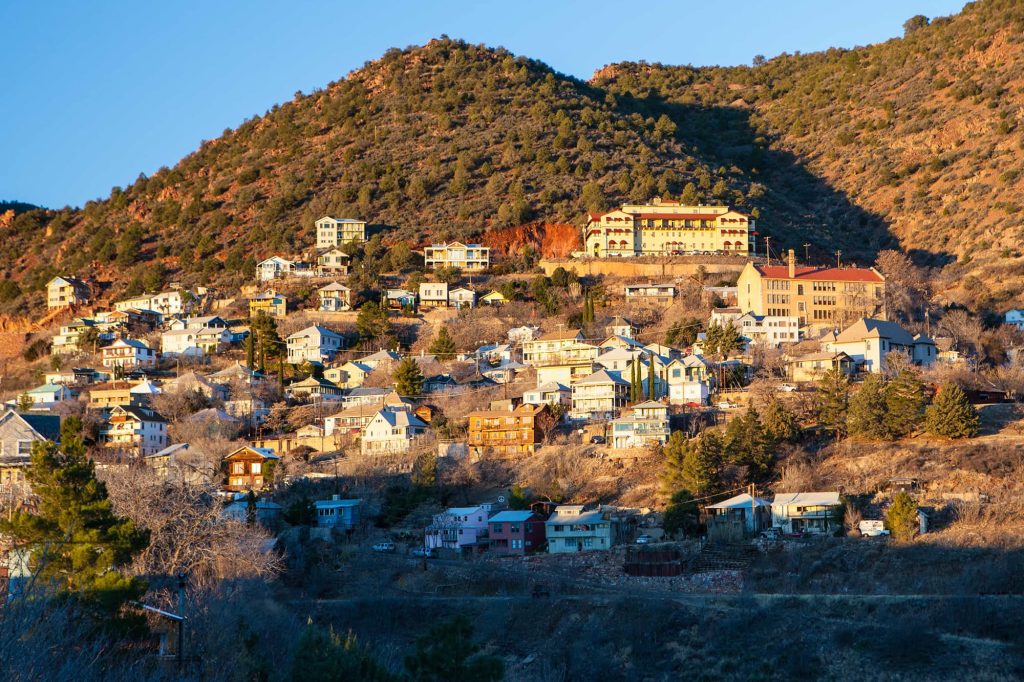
[372,541,396,553]
[760,528,782,541]
[717,400,740,409]
[779,383,798,392]
[590,435,606,444]
[411,547,436,558]
[635,534,653,545]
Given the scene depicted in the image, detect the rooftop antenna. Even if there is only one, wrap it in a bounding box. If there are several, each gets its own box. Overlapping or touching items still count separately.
[803,243,811,264]
[836,250,842,269]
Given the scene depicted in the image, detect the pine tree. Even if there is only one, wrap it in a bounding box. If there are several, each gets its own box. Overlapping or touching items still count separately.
[885,491,919,542]
[723,408,774,480]
[657,432,691,498]
[404,616,504,682]
[0,417,149,632]
[394,357,424,397]
[429,326,457,361]
[884,369,926,438]
[847,373,890,439]
[816,368,850,436]
[761,398,800,443]
[246,331,255,369]
[411,450,437,489]
[291,623,396,682]
[682,431,722,495]
[925,382,980,438]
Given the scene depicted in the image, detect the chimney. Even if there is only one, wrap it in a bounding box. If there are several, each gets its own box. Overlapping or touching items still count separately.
[787,249,796,279]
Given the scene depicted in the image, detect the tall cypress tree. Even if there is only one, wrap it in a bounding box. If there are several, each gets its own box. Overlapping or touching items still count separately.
[647,355,656,400]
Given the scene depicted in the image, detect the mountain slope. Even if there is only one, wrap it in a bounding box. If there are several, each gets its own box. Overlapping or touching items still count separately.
[595,0,1024,309]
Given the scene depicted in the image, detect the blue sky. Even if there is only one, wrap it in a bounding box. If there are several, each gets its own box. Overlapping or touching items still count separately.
[1,1,967,209]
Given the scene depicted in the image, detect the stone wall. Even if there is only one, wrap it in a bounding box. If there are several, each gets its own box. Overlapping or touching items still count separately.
[539,256,756,280]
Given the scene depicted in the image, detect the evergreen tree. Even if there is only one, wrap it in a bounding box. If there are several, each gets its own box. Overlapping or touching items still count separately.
[703,322,744,360]
[884,369,927,438]
[356,301,393,344]
[630,360,640,403]
[0,417,150,632]
[647,355,656,400]
[723,408,774,480]
[925,383,980,438]
[761,398,800,443]
[411,450,438,489]
[663,490,700,537]
[816,368,850,436]
[847,373,890,439]
[428,326,458,361]
[394,357,424,397]
[291,623,396,682]
[657,431,691,498]
[16,393,33,412]
[246,332,255,370]
[404,616,504,682]
[885,491,919,542]
[682,431,722,496]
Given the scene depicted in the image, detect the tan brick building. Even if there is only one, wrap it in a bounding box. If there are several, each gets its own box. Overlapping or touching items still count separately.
[737,251,885,328]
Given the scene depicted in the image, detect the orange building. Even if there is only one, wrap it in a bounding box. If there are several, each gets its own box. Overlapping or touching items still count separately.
[467,404,549,457]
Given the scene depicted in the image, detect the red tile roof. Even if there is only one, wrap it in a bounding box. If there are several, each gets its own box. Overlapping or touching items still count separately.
[636,212,725,221]
[754,265,883,283]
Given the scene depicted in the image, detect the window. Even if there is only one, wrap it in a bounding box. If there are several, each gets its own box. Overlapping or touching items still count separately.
[251,462,262,474]
[511,539,523,549]
[232,462,244,474]
[17,440,32,456]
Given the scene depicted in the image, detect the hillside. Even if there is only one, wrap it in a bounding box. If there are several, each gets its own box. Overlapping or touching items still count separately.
[0,39,767,312]
[594,0,1024,310]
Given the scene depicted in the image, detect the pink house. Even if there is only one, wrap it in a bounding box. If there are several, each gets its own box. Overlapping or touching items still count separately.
[426,505,492,550]
[488,510,546,555]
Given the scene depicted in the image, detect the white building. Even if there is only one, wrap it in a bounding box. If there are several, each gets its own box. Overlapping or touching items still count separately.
[771,492,842,535]
[418,282,449,309]
[317,282,352,312]
[257,256,302,282]
[115,290,191,317]
[824,318,936,373]
[623,283,676,304]
[523,382,571,408]
[316,216,366,247]
[448,287,476,309]
[161,327,231,357]
[314,496,362,529]
[571,369,630,421]
[99,406,167,456]
[608,401,670,449]
[425,505,492,550]
[101,338,157,370]
[545,505,614,554]
[286,325,344,364]
[360,410,427,455]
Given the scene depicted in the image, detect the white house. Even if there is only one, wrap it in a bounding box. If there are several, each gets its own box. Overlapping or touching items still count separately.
[608,401,670,449]
[15,382,77,408]
[318,282,352,312]
[771,491,842,535]
[316,248,351,275]
[316,216,366,247]
[1005,309,1024,330]
[825,318,936,373]
[257,256,300,282]
[325,361,372,389]
[360,410,427,455]
[523,382,571,408]
[571,369,630,421]
[418,282,449,309]
[287,325,344,364]
[101,338,157,370]
[425,505,492,550]
[448,287,476,309]
[161,326,231,357]
[507,326,540,344]
[99,406,167,456]
[623,283,676,304]
[424,242,489,271]
[545,505,614,554]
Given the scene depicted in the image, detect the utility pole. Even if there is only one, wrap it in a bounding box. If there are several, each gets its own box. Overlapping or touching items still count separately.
[836,250,842,269]
[764,237,771,266]
[177,573,187,673]
[803,243,811,263]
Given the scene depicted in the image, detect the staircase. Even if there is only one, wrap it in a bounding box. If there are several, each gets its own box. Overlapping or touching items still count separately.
[690,542,760,572]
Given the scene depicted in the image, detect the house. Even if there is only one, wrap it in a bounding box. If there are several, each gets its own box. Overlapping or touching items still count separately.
[488,510,545,555]
[571,369,630,421]
[325,400,410,438]
[161,326,231,357]
[222,498,283,525]
[418,282,449,309]
[173,315,229,331]
[316,216,366,247]
[342,387,393,408]
[101,338,157,370]
[727,312,802,346]
[706,493,772,539]
[287,325,344,364]
[666,356,713,404]
[163,371,229,401]
[0,410,60,491]
[98,406,167,456]
[480,361,527,384]
[523,382,571,408]
[595,347,643,373]
[606,316,636,339]
[317,282,352,312]
[361,349,401,369]
[285,376,343,400]
[315,248,350,276]
[14,382,77,408]
[599,334,645,353]
[248,292,288,318]
[425,505,492,550]
[545,505,614,553]
[736,250,886,327]
[51,318,102,354]
[824,318,936,373]
[535,362,596,387]
[325,361,372,389]
[623,283,676,304]
[314,496,362,530]
[360,410,427,454]
[522,329,586,366]
[144,442,217,485]
[608,401,670,449]
[257,256,301,282]
[472,343,517,366]
[584,199,754,257]
[786,351,855,383]
[423,374,458,394]
[1005,309,1024,330]
[771,492,842,534]
[480,290,507,306]
[467,404,549,457]
[115,290,191,317]
[424,242,490,271]
[46,276,90,310]
[385,289,417,310]
[223,446,279,491]
[448,287,476,309]
[507,325,540,344]
[704,285,739,306]
[87,381,150,409]
[209,361,263,386]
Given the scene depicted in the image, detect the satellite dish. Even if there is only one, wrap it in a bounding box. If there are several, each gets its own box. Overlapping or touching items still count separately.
[497,495,506,503]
